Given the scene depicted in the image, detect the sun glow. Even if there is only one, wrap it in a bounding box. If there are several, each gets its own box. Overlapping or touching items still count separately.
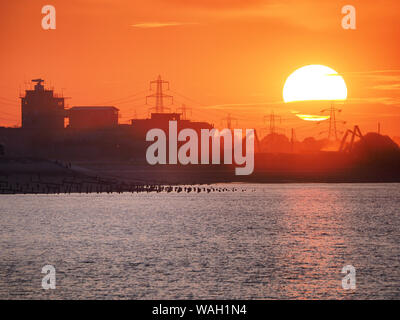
[295,114,330,121]
[283,65,347,103]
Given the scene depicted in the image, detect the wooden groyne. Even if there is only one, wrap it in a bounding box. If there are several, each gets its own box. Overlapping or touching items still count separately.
[0,174,240,195]
[0,157,243,195]
[0,179,238,195]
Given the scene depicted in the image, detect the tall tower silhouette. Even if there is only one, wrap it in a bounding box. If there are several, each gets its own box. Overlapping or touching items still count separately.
[177,104,192,120]
[222,113,238,129]
[321,104,344,140]
[146,75,173,113]
[264,111,283,135]
[290,128,296,153]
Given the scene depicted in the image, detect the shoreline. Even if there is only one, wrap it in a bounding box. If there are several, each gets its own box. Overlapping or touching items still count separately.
[2,156,400,195]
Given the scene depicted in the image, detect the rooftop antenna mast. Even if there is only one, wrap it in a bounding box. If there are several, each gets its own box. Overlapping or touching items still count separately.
[146,75,173,113]
[31,78,44,91]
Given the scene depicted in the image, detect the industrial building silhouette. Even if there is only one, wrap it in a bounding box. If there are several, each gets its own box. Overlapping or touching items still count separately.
[68,106,119,129]
[21,78,119,130]
[21,79,65,130]
[1,77,214,160]
[1,78,400,183]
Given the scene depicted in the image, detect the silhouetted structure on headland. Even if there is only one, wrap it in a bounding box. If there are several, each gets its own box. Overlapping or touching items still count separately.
[2,77,214,160]
[2,76,400,184]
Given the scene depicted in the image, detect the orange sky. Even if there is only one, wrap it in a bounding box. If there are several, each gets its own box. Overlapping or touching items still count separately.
[1,0,400,139]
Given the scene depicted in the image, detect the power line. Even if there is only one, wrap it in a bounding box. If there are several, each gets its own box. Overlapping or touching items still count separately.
[112,96,145,105]
[92,89,148,106]
[169,89,202,106]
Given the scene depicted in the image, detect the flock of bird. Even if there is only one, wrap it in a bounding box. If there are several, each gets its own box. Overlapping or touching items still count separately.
[0,175,248,194]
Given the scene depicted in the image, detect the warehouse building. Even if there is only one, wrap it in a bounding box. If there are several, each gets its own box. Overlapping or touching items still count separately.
[67,106,119,129]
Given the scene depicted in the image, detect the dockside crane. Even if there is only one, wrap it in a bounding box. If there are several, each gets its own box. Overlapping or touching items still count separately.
[339,125,363,153]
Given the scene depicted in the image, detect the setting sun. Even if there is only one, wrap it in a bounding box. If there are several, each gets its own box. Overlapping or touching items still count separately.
[283,65,348,103]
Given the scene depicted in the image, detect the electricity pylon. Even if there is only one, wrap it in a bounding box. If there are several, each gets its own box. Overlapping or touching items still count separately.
[320,103,346,140]
[177,104,192,120]
[222,113,238,129]
[146,75,173,113]
[263,111,288,136]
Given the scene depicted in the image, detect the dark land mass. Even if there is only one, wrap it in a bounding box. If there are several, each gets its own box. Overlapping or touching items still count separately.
[0,157,238,194]
[1,149,400,195]
[2,78,400,193]
[1,129,400,194]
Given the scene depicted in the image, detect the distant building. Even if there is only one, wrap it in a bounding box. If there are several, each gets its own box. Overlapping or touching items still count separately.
[21,79,66,130]
[67,106,119,129]
[131,112,213,134]
[149,112,181,122]
[130,112,214,162]
[9,76,216,161]
[132,76,214,135]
